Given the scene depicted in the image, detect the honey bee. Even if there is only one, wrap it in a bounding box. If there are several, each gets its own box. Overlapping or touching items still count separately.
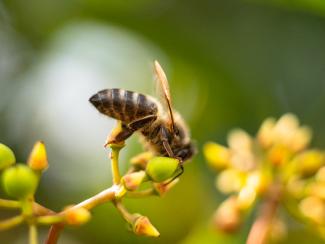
[89,61,196,171]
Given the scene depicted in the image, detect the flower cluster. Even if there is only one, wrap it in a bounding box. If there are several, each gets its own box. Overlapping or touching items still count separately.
[0,134,181,243]
[0,142,91,241]
[204,114,325,241]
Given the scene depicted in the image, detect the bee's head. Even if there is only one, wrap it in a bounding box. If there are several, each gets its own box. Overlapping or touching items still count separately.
[169,111,196,162]
[175,142,197,162]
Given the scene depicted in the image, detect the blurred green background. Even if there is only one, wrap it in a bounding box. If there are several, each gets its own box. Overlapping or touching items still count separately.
[1,0,325,243]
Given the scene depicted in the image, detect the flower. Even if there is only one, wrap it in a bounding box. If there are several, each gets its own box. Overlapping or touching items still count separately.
[204,113,325,237]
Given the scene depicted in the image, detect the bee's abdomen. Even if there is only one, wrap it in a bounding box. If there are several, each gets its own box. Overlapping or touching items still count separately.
[89,89,158,123]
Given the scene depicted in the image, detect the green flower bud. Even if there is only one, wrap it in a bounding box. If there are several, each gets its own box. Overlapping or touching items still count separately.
[0,144,16,170]
[2,164,38,199]
[146,157,179,182]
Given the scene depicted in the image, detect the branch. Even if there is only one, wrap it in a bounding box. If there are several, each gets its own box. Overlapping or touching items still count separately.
[0,215,24,231]
[46,185,119,244]
[246,184,282,244]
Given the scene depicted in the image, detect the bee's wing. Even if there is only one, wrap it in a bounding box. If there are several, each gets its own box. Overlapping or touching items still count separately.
[154,60,175,133]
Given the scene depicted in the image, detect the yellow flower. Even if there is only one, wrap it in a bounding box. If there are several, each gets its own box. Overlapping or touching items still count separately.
[203,142,230,170]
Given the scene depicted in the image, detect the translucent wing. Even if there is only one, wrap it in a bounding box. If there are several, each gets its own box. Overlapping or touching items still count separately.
[154,60,175,133]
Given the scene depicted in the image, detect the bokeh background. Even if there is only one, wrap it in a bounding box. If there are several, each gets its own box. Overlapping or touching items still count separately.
[1,0,325,243]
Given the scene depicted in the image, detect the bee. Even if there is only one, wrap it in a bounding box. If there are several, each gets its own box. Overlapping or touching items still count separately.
[89,61,196,172]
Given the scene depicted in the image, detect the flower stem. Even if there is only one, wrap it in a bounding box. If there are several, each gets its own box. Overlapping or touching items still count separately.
[246,184,282,244]
[109,143,124,185]
[29,224,38,244]
[0,215,24,231]
[46,185,119,244]
[114,200,136,224]
[126,189,155,198]
[0,198,21,209]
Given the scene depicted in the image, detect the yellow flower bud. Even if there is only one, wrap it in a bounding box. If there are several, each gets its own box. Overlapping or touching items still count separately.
[257,117,276,148]
[237,186,256,210]
[316,166,325,182]
[293,150,324,177]
[2,164,38,199]
[307,182,325,200]
[146,157,179,183]
[0,143,16,170]
[64,207,91,226]
[203,142,230,170]
[121,171,146,191]
[217,169,244,194]
[290,126,312,152]
[213,196,241,233]
[133,215,160,237]
[273,114,298,145]
[28,141,48,171]
[227,129,252,152]
[299,196,325,225]
[267,145,292,166]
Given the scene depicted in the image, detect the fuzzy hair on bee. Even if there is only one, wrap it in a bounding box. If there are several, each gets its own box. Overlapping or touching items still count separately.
[89,61,196,164]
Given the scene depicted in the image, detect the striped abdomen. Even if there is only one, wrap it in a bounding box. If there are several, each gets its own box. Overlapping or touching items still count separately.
[89,89,159,123]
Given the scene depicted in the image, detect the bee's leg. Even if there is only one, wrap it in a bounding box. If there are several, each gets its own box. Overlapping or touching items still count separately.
[128,115,157,131]
[160,126,175,158]
[105,121,133,146]
[105,115,157,146]
[161,126,185,182]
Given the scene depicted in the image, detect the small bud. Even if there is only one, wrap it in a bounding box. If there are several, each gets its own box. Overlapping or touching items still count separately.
[64,207,91,226]
[299,196,325,224]
[227,129,252,152]
[273,114,299,146]
[246,171,266,194]
[133,215,160,237]
[307,182,325,200]
[121,171,146,191]
[267,145,291,166]
[293,150,324,177]
[291,126,312,152]
[237,186,256,210]
[146,157,179,183]
[0,144,16,170]
[203,142,230,170]
[213,197,241,233]
[316,166,325,182]
[216,169,244,194]
[153,178,179,196]
[28,141,48,171]
[257,118,275,148]
[2,164,38,199]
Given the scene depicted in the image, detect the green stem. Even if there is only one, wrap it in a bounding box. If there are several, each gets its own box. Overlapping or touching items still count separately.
[126,189,155,198]
[114,200,136,224]
[0,198,21,209]
[37,215,64,225]
[46,185,118,244]
[29,224,38,244]
[109,144,124,185]
[22,196,34,217]
[0,215,24,231]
